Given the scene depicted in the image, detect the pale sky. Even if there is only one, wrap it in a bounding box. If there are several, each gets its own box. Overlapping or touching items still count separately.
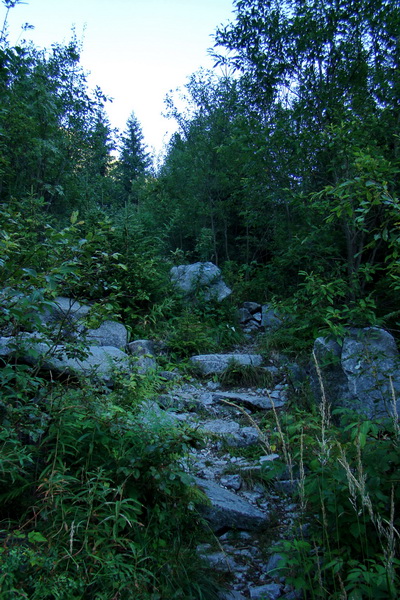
[4,0,235,157]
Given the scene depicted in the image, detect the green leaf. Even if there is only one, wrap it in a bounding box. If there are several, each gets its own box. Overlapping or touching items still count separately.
[28,531,47,543]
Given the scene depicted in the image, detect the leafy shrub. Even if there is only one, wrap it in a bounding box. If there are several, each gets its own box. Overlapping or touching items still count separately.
[262,402,400,599]
[0,386,220,599]
[164,301,243,358]
[0,196,220,599]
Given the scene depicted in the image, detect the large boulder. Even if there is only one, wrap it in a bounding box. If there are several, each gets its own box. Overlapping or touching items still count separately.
[214,390,286,411]
[170,262,231,302]
[127,339,157,373]
[312,327,400,420]
[0,334,130,383]
[39,296,91,339]
[195,477,270,532]
[40,297,129,350]
[86,320,128,349]
[190,353,263,375]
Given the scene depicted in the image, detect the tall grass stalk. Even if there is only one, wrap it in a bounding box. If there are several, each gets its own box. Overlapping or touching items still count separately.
[338,448,399,595]
[279,354,399,598]
[219,397,273,454]
[313,350,332,466]
[389,376,400,440]
[269,395,294,482]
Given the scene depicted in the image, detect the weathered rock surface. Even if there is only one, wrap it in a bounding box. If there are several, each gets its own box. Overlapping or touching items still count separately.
[0,334,130,382]
[190,353,263,375]
[28,343,130,382]
[214,390,286,411]
[0,336,15,357]
[249,583,282,600]
[170,262,232,302]
[199,419,260,447]
[127,339,157,373]
[262,304,283,330]
[86,320,128,349]
[195,477,270,532]
[312,327,400,419]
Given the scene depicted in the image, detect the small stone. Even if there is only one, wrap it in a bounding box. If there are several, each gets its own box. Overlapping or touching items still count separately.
[220,474,243,491]
[249,583,282,600]
[242,491,263,502]
[206,381,221,391]
[259,454,280,463]
[274,479,299,494]
[242,302,261,314]
[199,551,237,572]
[198,392,215,405]
[264,553,285,575]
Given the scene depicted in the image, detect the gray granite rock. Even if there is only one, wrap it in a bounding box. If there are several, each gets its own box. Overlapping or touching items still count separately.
[40,296,90,338]
[265,553,285,575]
[214,391,285,411]
[86,320,128,349]
[190,353,263,375]
[127,339,156,356]
[170,262,232,302]
[312,327,400,419]
[199,419,260,447]
[0,336,14,357]
[195,477,270,531]
[127,339,157,373]
[242,302,261,314]
[220,474,243,491]
[249,583,282,600]
[20,339,130,383]
[200,419,241,437]
[198,550,237,572]
[238,307,253,324]
[261,304,283,330]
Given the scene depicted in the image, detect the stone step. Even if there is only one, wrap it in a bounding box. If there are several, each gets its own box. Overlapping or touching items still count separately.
[195,477,270,532]
[214,390,286,411]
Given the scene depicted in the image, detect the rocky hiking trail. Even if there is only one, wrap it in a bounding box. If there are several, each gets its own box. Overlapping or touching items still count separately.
[155,345,302,600]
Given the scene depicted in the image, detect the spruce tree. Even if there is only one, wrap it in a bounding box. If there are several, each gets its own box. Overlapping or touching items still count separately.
[117,112,151,203]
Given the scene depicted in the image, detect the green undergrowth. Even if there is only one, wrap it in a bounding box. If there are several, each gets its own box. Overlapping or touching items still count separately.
[217,360,274,389]
[0,198,222,599]
[162,303,244,359]
[0,376,221,599]
[259,396,400,599]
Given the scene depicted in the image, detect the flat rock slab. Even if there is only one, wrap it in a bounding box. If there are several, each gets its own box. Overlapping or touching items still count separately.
[199,419,260,447]
[200,419,241,436]
[86,320,128,349]
[23,341,130,382]
[214,391,285,411]
[249,583,282,600]
[195,477,269,532]
[190,354,263,375]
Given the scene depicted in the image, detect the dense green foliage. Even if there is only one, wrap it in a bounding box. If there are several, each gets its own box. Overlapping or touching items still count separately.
[261,402,400,599]
[1,0,400,597]
[136,0,400,337]
[0,197,221,599]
